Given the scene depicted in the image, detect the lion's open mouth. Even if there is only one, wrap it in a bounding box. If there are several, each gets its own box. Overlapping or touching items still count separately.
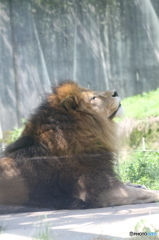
[109,103,121,119]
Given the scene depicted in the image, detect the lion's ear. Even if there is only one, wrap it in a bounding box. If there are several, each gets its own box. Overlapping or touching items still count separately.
[62,96,78,111]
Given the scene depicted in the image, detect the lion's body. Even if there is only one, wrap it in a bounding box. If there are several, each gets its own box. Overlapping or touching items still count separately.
[0,81,159,209]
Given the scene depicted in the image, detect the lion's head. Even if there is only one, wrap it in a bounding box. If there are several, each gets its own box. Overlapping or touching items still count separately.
[23,81,123,155]
[49,81,123,120]
[46,81,123,154]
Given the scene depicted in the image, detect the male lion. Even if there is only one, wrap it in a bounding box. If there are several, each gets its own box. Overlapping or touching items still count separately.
[0,81,159,209]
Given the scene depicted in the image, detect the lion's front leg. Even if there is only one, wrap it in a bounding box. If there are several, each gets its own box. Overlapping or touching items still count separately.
[99,184,159,207]
[0,157,29,205]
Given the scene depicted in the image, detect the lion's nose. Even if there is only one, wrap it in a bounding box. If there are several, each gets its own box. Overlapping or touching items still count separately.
[112,91,118,97]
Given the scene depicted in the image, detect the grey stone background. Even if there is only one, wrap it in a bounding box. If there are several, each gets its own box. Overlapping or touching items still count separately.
[0,0,159,134]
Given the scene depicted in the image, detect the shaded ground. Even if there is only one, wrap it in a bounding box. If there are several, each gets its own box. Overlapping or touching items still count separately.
[0,203,159,240]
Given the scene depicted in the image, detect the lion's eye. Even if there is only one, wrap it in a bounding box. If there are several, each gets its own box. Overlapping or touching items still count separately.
[91,96,97,100]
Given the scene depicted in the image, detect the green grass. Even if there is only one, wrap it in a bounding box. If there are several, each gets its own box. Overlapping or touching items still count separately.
[0,225,6,234]
[119,151,159,190]
[132,219,159,239]
[121,88,159,119]
[32,216,52,240]
[119,88,159,189]
[0,119,25,145]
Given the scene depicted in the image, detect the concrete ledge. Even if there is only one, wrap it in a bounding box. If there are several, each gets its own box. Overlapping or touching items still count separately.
[0,203,159,240]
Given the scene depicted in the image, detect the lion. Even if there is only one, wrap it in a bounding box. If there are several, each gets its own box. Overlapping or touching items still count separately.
[0,80,159,210]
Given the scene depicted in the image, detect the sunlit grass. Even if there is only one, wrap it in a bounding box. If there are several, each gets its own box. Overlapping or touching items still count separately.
[32,216,53,240]
[132,219,159,239]
[119,151,159,190]
[0,225,6,234]
[121,88,159,119]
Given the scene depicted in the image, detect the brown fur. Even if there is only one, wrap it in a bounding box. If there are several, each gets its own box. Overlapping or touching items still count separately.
[0,81,159,210]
